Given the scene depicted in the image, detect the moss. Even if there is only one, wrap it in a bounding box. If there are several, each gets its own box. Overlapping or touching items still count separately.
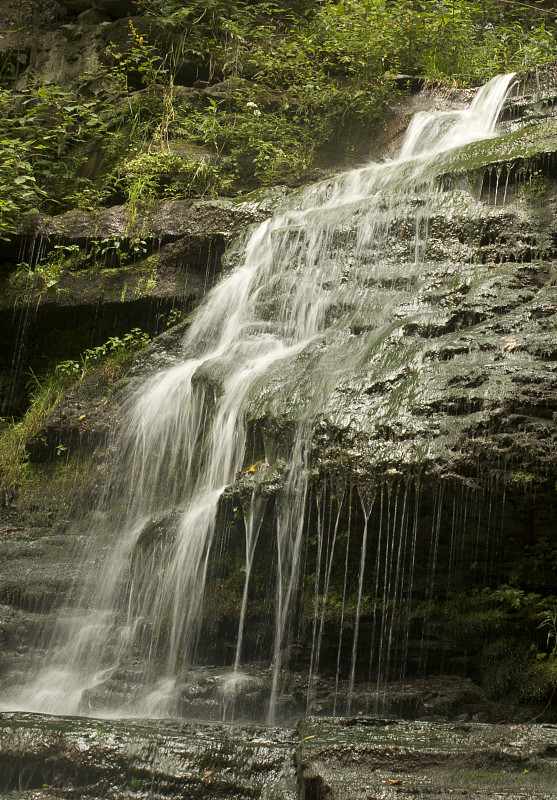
[439,120,557,177]
[451,608,507,641]
[0,330,149,492]
[523,659,557,699]
[510,468,537,487]
[5,450,102,527]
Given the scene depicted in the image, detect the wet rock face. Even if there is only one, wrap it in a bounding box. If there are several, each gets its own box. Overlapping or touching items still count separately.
[299,676,490,722]
[0,713,296,799]
[265,205,557,487]
[296,717,557,800]
[0,193,281,417]
[37,198,273,243]
[1,712,556,800]
[247,160,557,488]
[244,72,557,489]
[2,76,557,726]
[0,512,92,683]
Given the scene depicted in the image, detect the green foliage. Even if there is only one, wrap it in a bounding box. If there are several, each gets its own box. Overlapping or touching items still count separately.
[107,20,167,92]
[54,328,151,383]
[0,84,109,235]
[538,609,557,659]
[463,585,557,662]
[510,467,537,486]
[476,584,544,610]
[2,0,556,223]
[16,244,81,298]
[0,135,42,239]
[163,307,183,327]
[0,328,151,491]
[117,148,231,202]
[86,236,149,267]
[127,0,557,187]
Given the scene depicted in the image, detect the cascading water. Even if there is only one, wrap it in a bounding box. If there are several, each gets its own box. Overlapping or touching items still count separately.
[4,73,517,722]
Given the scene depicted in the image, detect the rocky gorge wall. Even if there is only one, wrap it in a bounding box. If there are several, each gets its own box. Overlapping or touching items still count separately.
[0,4,557,730]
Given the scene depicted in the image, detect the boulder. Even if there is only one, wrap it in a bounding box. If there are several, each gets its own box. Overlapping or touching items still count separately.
[57,0,135,17]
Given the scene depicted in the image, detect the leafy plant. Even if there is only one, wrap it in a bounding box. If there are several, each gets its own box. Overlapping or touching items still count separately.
[538,609,557,659]
[55,328,151,382]
[16,244,81,300]
[2,0,556,222]
[0,328,151,491]
[165,307,183,326]
[107,19,168,92]
[0,85,109,234]
[117,148,231,201]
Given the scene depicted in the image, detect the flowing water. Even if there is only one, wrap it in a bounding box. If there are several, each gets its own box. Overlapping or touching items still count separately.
[4,73,517,722]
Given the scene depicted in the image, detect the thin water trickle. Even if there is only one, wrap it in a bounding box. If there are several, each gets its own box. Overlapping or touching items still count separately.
[4,234,47,414]
[332,486,353,716]
[306,481,345,715]
[346,489,374,713]
[306,485,326,712]
[4,73,517,720]
[234,493,265,672]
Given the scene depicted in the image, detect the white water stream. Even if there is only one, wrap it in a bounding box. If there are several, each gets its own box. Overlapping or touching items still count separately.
[5,73,516,721]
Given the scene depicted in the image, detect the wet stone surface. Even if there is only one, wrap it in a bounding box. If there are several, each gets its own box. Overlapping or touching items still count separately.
[296,717,557,799]
[1,73,557,738]
[0,712,297,799]
[1,713,557,799]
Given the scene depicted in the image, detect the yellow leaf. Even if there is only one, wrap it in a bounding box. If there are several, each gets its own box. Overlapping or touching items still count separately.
[78,414,86,420]
[204,771,213,778]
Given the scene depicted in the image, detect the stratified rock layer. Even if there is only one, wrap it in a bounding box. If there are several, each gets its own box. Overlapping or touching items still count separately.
[296,716,557,799]
[1,74,557,724]
[1,713,556,799]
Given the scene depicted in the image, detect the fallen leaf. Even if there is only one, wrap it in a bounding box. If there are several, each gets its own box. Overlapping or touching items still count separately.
[78,414,86,420]
[204,771,213,778]
[388,779,402,785]
[299,735,316,742]
[503,337,517,351]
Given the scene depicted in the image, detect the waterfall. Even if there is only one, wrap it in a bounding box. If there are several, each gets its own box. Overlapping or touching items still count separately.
[4,73,516,721]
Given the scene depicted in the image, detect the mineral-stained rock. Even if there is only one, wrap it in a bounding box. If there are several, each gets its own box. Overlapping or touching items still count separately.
[37,197,276,244]
[0,713,556,799]
[0,712,297,799]
[296,716,557,800]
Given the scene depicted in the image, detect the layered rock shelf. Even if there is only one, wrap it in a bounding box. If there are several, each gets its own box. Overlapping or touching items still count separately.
[1,713,556,799]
